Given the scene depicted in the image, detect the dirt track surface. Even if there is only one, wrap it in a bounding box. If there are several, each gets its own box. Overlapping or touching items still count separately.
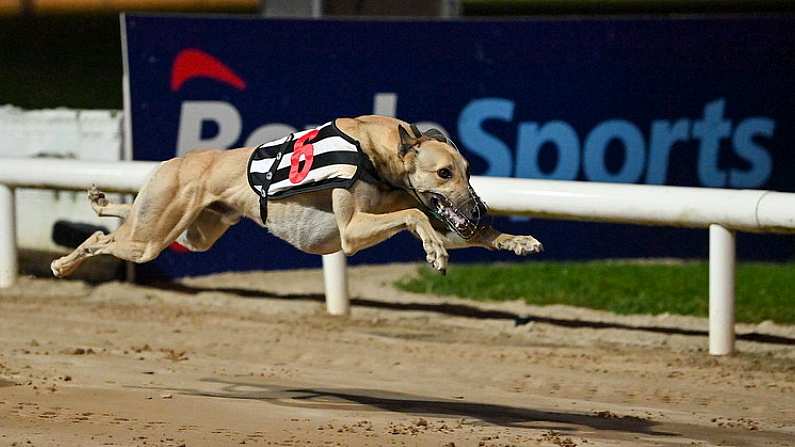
[1,263,794,447]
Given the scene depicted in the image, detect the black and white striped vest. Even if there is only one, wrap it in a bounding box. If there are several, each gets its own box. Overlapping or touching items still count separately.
[246,120,365,222]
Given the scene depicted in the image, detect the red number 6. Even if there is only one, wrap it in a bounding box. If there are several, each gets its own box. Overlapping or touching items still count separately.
[289,129,318,184]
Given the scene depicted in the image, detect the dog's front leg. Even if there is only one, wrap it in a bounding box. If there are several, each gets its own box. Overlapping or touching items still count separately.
[440,226,544,256]
[333,190,448,272]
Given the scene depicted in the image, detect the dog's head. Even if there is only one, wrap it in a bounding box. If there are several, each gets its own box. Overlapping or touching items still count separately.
[398,124,488,239]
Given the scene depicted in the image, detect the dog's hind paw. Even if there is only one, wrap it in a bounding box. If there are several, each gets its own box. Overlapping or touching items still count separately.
[497,235,543,256]
[50,259,67,278]
[87,185,109,207]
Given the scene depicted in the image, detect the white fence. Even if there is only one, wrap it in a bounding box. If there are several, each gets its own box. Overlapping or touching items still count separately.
[2,158,795,356]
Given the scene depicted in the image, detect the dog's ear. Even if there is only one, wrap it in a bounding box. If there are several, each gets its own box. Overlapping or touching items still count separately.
[423,128,447,143]
[410,123,423,138]
[398,125,415,145]
[423,128,459,152]
[398,125,417,158]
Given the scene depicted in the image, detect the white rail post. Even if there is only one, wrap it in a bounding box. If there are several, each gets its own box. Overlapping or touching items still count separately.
[0,184,18,288]
[322,250,349,315]
[709,224,736,355]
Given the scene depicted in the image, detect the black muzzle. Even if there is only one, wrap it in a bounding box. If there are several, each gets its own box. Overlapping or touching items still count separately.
[429,185,489,240]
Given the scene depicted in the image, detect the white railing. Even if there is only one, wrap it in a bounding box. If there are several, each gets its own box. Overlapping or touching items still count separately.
[2,158,795,356]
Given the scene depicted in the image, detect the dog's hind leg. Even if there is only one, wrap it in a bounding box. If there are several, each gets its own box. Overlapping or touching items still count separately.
[174,206,236,252]
[49,215,184,278]
[88,185,132,220]
[50,228,142,278]
[52,157,210,277]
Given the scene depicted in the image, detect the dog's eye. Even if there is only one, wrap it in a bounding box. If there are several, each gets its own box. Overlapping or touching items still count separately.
[437,168,453,179]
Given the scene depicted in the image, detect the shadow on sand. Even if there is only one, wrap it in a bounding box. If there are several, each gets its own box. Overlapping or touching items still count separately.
[138,378,670,437]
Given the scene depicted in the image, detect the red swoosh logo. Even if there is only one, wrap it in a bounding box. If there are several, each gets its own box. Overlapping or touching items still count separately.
[170,48,247,92]
[168,241,191,253]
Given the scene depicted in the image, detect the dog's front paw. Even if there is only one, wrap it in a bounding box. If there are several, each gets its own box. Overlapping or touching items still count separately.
[497,235,543,256]
[422,234,449,273]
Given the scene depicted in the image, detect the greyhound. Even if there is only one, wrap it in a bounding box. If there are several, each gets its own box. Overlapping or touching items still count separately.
[50,115,542,278]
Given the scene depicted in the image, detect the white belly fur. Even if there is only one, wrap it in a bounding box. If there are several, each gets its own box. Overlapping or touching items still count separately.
[263,199,342,255]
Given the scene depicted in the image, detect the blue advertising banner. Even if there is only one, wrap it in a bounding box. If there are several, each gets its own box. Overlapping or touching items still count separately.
[123,14,795,279]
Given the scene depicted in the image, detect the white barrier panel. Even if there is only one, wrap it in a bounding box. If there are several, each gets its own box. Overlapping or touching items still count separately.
[0,106,123,251]
[0,106,122,160]
[3,159,795,355]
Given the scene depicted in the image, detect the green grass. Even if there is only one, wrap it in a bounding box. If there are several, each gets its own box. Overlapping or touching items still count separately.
[395,261,795,324]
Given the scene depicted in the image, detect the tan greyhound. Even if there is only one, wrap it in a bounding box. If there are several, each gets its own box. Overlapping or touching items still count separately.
[50,115,542,278]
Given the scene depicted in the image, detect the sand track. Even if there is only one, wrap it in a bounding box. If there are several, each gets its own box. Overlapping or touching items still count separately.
[1,264,794,446]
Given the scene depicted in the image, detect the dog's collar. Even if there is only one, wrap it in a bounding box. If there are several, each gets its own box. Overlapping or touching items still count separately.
[357,152,405,192]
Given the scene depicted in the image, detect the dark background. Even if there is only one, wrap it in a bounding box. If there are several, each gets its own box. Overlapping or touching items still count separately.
[3,1,795,109]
